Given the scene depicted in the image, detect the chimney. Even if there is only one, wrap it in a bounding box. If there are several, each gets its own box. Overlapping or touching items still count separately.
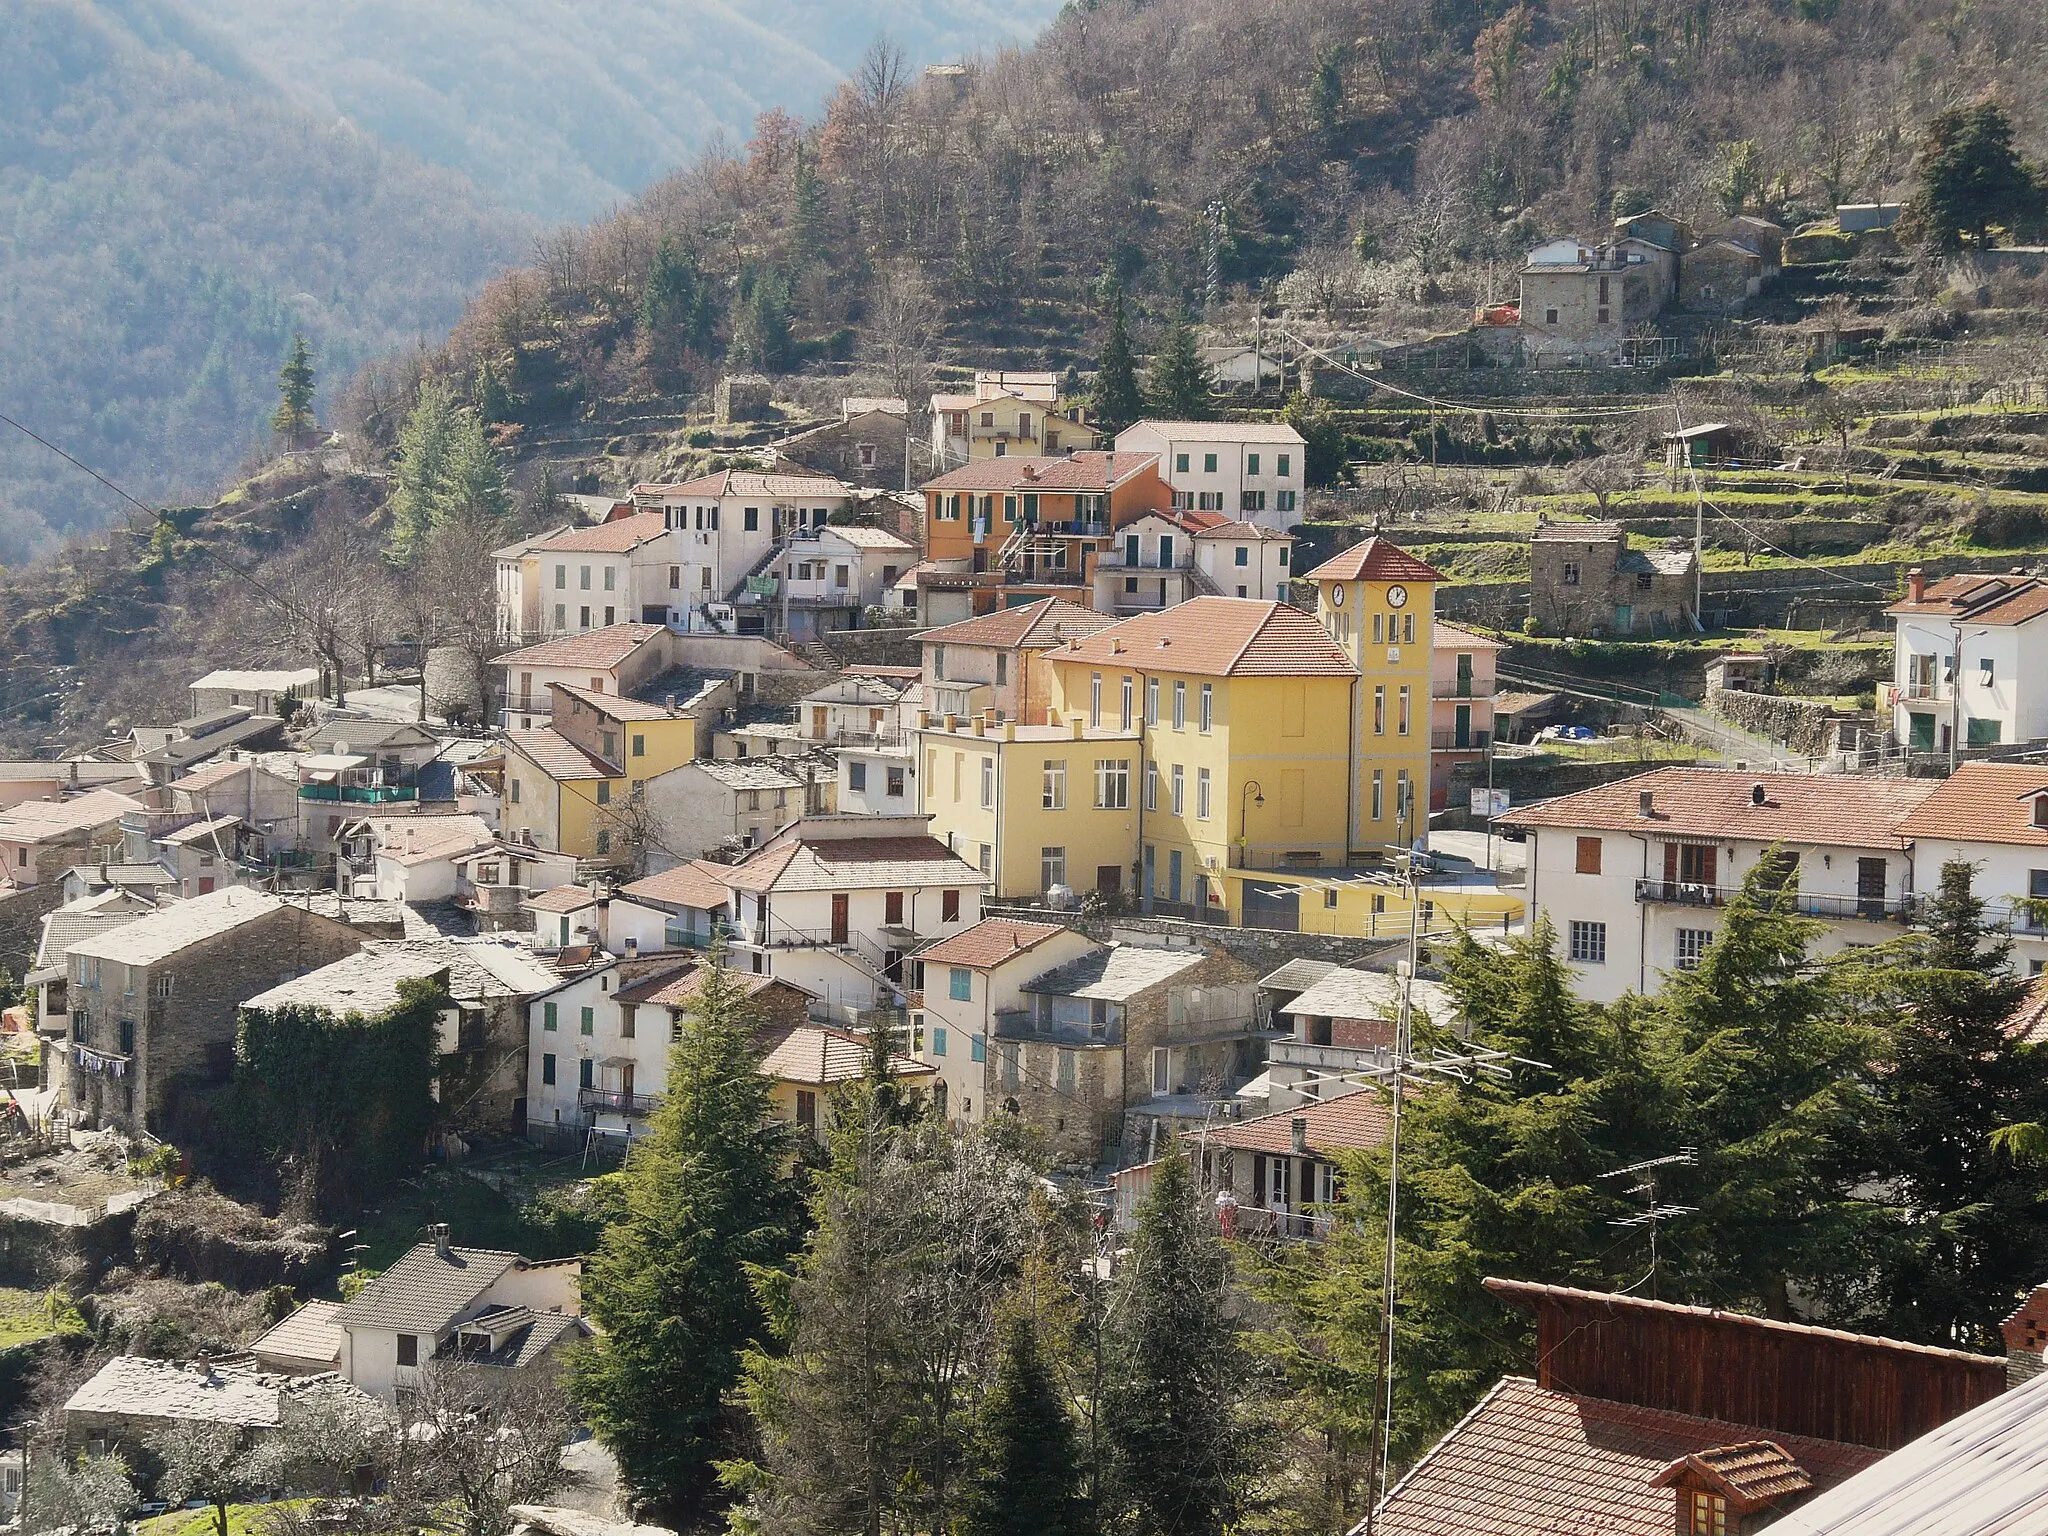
[431,1223,452,1261]
[665,695,678,715]
[624,936,639,957]
[1907,567,1926,603]
[1071,716,1085,740]
[1751,782,1767,806]
[972,716,987,737]
[1290,1116,1308,1153]
[2002,1282,2048,1388]
[1003,722,1016,742]
[1638,790,1655,818]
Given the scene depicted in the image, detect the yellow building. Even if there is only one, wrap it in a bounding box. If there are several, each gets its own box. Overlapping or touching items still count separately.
[912,712,1143,899]
[929,371,1094,465]
[1298,538,1446,854]
[502,683,703,863]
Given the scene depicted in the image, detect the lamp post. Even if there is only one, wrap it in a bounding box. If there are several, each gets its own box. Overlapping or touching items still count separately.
[1237,780,1264,869]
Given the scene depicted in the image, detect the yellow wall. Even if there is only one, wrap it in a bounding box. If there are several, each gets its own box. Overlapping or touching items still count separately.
[1221,868,1524,938]
[1313,575,1436,851]
[616,716,699,782]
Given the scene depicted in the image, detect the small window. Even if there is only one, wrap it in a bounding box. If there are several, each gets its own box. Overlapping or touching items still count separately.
[620,1004,637,1039]
[632,734,646,757]
[1175,453,1189,472]
[597,781,611,806]
[543,1002,558,1031]
[1575,836,1602,875]
[1235,546,1249,567]
[1278,453,1291,477]
[933,1027,948,1057]
[1689,1491,1727,1536]
[1203,452,1218,473]
[1545,307,1560,325]
[397,1334,418,1368]
[1247,452,1260,475]
[1562,561,1582,586]
[1324,888,1339,909]
[1675,929,1711,971]
[943,889,961,922]
[580,1007,594,1036]
[1981,657,1996,685]
[1199,683,1213,733]
[1569,920,1607,964]
[950,967,973,1002]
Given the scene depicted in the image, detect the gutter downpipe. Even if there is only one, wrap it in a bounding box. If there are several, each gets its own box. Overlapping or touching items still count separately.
[1629,832,1652,995]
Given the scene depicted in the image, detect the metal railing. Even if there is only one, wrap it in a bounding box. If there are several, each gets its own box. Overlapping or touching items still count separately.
[579,1087,663,1117]
[299,783,418,804]
[1634,879,1916,921]
[1005,569,1085,586]
[1430,730,1493,751]
[1901,681,1950,700]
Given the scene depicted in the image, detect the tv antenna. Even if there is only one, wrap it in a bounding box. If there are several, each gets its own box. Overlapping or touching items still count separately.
[1602,1148,1698,1300]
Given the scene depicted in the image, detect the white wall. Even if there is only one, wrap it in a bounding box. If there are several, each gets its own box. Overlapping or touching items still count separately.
[915,930,1097,1123]
[1195,535,1292,600]
[1911,835,2048,973]
[840,749,917,815]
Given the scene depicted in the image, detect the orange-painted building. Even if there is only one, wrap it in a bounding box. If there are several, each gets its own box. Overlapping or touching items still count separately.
[919,451,1170,617]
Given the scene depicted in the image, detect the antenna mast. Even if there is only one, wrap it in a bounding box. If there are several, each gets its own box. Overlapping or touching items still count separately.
[1602,1148,1699,1300]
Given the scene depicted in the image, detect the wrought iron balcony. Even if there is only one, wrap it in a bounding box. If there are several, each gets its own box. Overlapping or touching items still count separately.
[580,1087,663,1117]
[1634,879,1915,921]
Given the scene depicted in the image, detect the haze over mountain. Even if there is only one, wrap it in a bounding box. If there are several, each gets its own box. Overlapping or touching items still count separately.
[176,0,1071,223]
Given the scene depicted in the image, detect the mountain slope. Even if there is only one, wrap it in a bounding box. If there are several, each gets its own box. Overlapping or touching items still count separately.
[0,0,530,559]
[172,0,1071,222]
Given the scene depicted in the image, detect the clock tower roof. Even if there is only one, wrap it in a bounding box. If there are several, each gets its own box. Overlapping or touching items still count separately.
[1303,536,1444,585]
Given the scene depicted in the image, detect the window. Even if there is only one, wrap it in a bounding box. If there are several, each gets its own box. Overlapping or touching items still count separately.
[397,1334,419,1368]
[1278,491,1296,513]
[1278,453,1291,477]
[1374,612,1385,644]
[597,781,612,806]
[979,842,993,877]
[1197,767,1211,820]
[1374,685,1386,735]
[1042,847,1066,890]
[1090,673,1103,728]
[885,890,904,924]
[745,507,759,531]
[1247,452,1261,476]
[554,604,566,629]
[580,1006,594,1035]
[1325,887,1340,909]
[1241,490,1266,512]
[632,733,646,757]
[1404,613,1414,645]
[933,1027,948,1057]
[858,442,877,468]
[950,967,973,1001]
[1575,836,1602,875]
[1145,761,1159,811]
[620,1004,637,1039]
[1234,546,1249,568]
[943,888,961,922]
[554,565,566,589]
[972,1035,986,1062]
[1203,452,1218,473]
[1173,680,1187,730]
[1689,1491,1727,1536]
[981,756,995,809]
[1171,764,1185,815]
[1398,686,1411,735]
[579,1058,594,1089]
[1675,929,1711,971]
[119,1018,135,1054]
[603,566,616,591]
[1176,452,1190,472]
[596,829,612,855]
[996,651,1008,685]
[1001,1044,1021,1092]
[1058,1049,1076,1090]
[580,606,591,628]
[1371,770,1384,821]
[1121,676,1134,730]
[932,646,946,680]
[543,1002,558,1031]
[1562,560,1582,586]
[1981,656,1996,684]
[1146,677,1159,724]
[887,765,905,797]
[849,761,868,792]
[1569,920,1608,964]
[1199,683,1213,732]
[1545,307,1560,325]
[1043,760,1067,810]
[1095,759,1130,809]
[541,1053,556,1084]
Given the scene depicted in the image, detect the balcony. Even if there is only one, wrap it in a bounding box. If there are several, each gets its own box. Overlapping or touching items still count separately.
[1268,1039,1391,1074]
[580,1087,663,1117]
[1004,568,1086,586]
[991,1006,1119,1047]
[1900,680,1951,701]
[1430,729,1493,751]
[1634,879,1916,922]
[299,783,418,804]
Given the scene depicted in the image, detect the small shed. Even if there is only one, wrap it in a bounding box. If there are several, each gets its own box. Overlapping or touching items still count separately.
[1704,653,1771,694]
[1663,422,1740,471]
[1837,203,1902,233]
[715,375,774,424]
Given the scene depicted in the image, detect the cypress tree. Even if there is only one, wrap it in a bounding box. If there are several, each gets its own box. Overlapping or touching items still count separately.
[571,958,794,1524]
[1092,290,1144,432]
[964,1312,1085,1536]
[271,334,317,445]
[1146,315,1216,421]
[1103,1153,1251,1536]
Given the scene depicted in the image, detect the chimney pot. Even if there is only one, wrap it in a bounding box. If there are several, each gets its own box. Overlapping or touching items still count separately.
[1751,782,1767,805]
[1638,790,1655,818]
[432,1223,452,1260]
[1290,1116,1308,1153]
[1907,566,1926,603]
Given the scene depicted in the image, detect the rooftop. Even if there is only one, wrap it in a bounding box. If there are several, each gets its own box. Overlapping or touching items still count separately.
[922,450,1158,494]
[68,887,289,967]
[494,625,669,671]
[1898,762,2048,847]
[1054,597,1356,678]
[818,524,916,551]
[1121,419,1308,443]
[65,1356,296,1428]
[635,470,853,499]
[724,833,982,894]
[250,1299,343,1366]
[504,728,614,781]
[0,788,147,842]
[688,758,809,792]
[1285,967,1457,1028]
[758,1021,932,1085]
[1301,537,1446,584]
[1501,768,1938,849]
[336,1241,520,1335]
[365,813,499,866]
[917,597,1116,651]
[526,512,672,553]
[1198,1088,1395,1156]
[551,683,690,722]
[527,885,601,914]
[1024,943,1207,1002]
[191,668,321,694]
[916,918,1076,970]
[618,966,806,1010]
[1433,621,1508,651]
[619,860,732,913]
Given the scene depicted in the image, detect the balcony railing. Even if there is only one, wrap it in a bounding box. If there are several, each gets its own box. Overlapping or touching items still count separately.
[300,783,419,804]
[1098,556,1187,572]
[1430,730,1493,751]
[1005,569,1085,586]
[1268,1039,1393,1073]
[1901,681,1950,700]
[1634,879,1916,921]
[580,1087,664,1117]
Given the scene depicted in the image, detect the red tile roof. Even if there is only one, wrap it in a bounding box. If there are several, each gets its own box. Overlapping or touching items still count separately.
[530,514,672,554]
[1193,519,1293,541]
[1197,1089,1395,1156]
[1646,1441,1814,1512]
[1501,767,1937,848]
[758,1021,933,1085]
[619,860,731,913]
[526,885,599,914]
[922,451,1157,493]
[495,625,668,671]
[503,729,614,781]
[723,834,983,894]
[1887,571,2048,620]
[1434,621,1508,650]
[1054,597,1356,678]
[619,965,804,1008]
[916,918,1073,970]
[635,470,851,498]
[917,597,1116,650]
[1375,1376,1881,1536]
[2005,974,2048,1045]
[551,683,686,722]
[1302,536,1444,584]
[1896,761,2048,846]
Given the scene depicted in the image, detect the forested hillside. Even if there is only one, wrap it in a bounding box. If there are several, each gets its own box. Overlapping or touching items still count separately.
[0,0,529,560]
[379,0,2047,446]
[177,0,1071,222]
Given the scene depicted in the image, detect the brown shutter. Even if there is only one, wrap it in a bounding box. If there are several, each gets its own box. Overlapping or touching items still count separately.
[1701,846,1718,885]
[1664,843,1679,883]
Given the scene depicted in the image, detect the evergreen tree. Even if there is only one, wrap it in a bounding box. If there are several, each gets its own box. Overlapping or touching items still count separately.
[1092,289,1144,433]
[1841,861,2048,1345]
[1904,99,2047,251]
[640,239,713,352]
[733,266,794,372]
[791,148,829,266]
[270,334,317,445]
[522,463,567,530]
[1146,315,1216,421]
[390,379,458,563]
[438,410,512,526]
[1102,1153,1252,1536]
[571,957,794,1524]
[474,357,514,425]
[963,1311,1085,1536]
[1283,392,1351,489]
[1308,46,1349,133]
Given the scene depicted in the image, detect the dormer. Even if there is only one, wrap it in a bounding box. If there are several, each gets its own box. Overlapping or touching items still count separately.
[1648,1442,1814,1535]
[2026,789,2048,831]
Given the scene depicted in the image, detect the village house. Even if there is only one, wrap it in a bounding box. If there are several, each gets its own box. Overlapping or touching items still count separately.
[1516,238,1662,359]
[919,598,1116,725]
[249,1300,345,1375]
[1430,621,1504,809]
[64,888,364,1136]
[640,756,818,861]
[335,1231,587,1402]
[63,1356,382,1461]
[0,789,146,889]
[525,884,604,952]
[1502,768,1940,1003]
[721,813,986,1015]
[838,738,918,817]
[1897,762,2048,976]
[28,893,154,1035]
[798,675,909,747]
[169,755,304,848]
[338,812,499,901]
[500,682,707,865]
[1529,520,1697,636]
[0,760,145,814]
[494,512,686,643]
[1193,520,1295,602]
[929,370,1092,466]
[1884,567,2048,753]
[607,859,732,956]
[1112,420,1307,532]
[1090,508,1232,616]
[771,399,913,488]
[188,667,322,719]
[493,624,673,730]
[628,470,859,636]
[1370,1278,2003,1536]
[1187,1089,1394,1238]
[1262,963,1458,1111]
[756,1013,936,1135]
[134,708,290,787]
[910,917,1098,1125]
[765,524,919,638]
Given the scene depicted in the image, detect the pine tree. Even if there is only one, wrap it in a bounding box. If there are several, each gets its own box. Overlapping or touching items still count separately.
[1904,99,2047,251]
[389,379,458,563]
[963,1312,1085,1536]
[733,266,794,373]
[791,148,829,266]
[270,334,317,446]
[522,463,567,530]
[571,957,794,1524]
[1102,1153,1252,1536]
[1092,289,1144,432]
[438,410,512,526]
[1146,315,1216,421]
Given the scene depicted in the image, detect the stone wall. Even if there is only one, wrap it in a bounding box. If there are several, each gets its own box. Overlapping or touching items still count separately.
[1706,688,1868,759]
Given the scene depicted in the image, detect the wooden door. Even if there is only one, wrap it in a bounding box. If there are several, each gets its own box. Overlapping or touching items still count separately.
[831,893,849,945]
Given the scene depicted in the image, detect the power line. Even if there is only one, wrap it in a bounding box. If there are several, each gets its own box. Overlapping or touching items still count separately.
[1272,327,1674,420]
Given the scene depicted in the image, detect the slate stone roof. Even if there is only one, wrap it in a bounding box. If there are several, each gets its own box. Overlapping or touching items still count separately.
[336,1243,520,1336]
[1023,944,1207,1002]
[68,887,286,967]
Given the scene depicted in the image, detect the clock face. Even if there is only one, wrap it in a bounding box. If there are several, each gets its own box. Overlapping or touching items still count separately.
[1329,585,1345,607]
[1387,584,1409,609]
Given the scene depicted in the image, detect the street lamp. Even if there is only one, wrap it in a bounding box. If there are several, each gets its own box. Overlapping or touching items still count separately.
[1238,780,1264,867]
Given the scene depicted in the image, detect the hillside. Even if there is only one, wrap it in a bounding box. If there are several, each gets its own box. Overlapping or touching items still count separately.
[0,0,530,560]
[175,0,1071,223]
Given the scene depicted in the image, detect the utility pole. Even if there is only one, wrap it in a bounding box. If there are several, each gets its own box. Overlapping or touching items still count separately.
[1602,1149,1698,1301]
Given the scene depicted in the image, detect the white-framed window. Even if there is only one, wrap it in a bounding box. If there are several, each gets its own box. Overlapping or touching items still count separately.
[1171,764,1185,816]
[1090,673,1103,728]
[980,757,995,809]
[1042,847,1066,890]
[1173,681,1187,730]
[1146,677,1160,724]
[1675,928,1711,971]
[1043,759,1066,810]
[1569,920,1607,964]
[1197,767,1211,820]
[1199,683,1213,732]
[1121,675,1135,731]
[1095,760,1130,809]
[1145,761,1158,811]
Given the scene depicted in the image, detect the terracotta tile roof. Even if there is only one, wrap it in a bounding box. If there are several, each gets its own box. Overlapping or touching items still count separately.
[530,513,672,554]
[1193,520,1293,541]
[1434,621,1508,650]
[758,1021,933,1085]
[1373,1376,1880,1536]
[1126,419,1306,443]
[724,834,983,894]
[0,788,146,842]
[1897,762,2048,846]
[1196,1089,1395,1156]
[916,918,1073,970]
[1886,570,2043,617]
[2005,974,2048,1045]
[620,966,807,1008]
[917,597,1116,650]
[922,451,1157,493]
[620,860,732,912]
[1301,536,1445,584]
[551,683,685,722]
[504,729,614,781]
[1053,597,1357,678]
[173,759,250,793]
[1500,767,1937,848]
[495,625,668,671]
[635,470,852,498]
[526,885,599,914]
[1647,1441,1814,1511]
[370,813,499,866]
